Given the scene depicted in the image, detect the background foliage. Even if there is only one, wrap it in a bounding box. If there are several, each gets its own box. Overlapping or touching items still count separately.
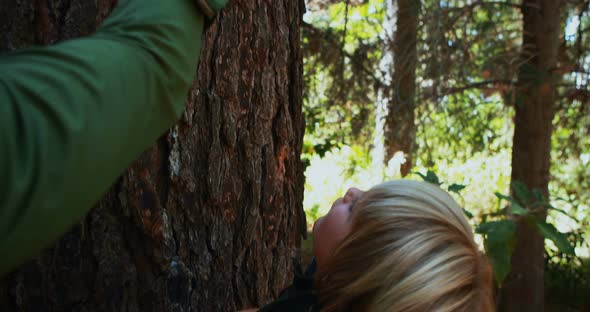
[302,0,590,309]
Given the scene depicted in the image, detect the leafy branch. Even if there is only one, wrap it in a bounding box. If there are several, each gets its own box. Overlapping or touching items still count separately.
[415,170,580,286]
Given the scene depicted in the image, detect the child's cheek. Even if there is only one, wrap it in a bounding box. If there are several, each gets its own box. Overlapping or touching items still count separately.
[312,216,323,238]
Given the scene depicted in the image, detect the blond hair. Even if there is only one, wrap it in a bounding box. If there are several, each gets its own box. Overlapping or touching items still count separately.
[316,180,493,312]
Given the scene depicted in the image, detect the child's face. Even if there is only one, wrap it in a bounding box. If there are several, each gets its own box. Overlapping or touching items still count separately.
[312,187,365,271]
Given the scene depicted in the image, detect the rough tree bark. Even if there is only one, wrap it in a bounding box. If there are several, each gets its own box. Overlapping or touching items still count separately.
[499,1,563,311]
[384,0,420,177]
[0,1,306,311]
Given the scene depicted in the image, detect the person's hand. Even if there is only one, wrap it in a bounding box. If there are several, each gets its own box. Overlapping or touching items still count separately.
[197,0,229,19]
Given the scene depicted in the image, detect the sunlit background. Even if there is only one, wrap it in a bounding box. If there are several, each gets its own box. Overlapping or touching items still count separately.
[301,0,590,262]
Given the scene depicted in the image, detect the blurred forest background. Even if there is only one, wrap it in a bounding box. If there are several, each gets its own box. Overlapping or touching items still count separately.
[300,0,590,310]
[0,0,588,311]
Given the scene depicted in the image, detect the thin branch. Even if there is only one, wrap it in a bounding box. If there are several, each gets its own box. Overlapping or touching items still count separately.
[445,0,522,12]
[339,0,351,87]
[302,21,387,90]
[443,1,521,29]
[575,0,590,62]
[474,1,522,10]
[436,79,516,98]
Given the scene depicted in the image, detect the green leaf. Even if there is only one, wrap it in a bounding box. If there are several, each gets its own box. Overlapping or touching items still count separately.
[510,202,528,216]
[477,220,516,285]
[414,172,427,180]
[494,192,528,216]
[512,181,532,204]
[448,184,467,195]
[548,206,579,222]
[463,208,474,219]
[533,189,546,202]
[426,170,442,185]
[414,170,442,186]
[477,220,516,243]
[486,240,512,285]
[494,192,511,202]
[535,221,575,256]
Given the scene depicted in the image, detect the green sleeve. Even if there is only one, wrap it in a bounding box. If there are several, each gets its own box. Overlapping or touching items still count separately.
[0,0,226,276]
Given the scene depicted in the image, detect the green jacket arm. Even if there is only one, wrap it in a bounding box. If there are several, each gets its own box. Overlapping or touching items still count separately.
[0,0,226,276]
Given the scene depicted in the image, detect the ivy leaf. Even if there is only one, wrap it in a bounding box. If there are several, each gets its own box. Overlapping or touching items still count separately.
[548,206,579,222]
[512,181,532,204]
[477,220,516,284]
[533,189,546,202]
[462,208,474,219]
[413,172,427,180]
[510,202,528,216]
[495,192,528,216]
[414,171,442,185]
[494,192,511,202]
[425,171,442,185]
[535,221,575,256]
[477,220,516,243]
[302,158,311,170]
[448,183,466,195]
[486,240,512,285]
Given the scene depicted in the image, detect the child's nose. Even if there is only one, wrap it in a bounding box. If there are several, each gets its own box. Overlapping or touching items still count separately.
[343,187,363,203]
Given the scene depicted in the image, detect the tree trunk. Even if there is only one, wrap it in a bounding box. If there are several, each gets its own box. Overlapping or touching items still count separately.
[0,1,306,311]
[499,1,563,311]
[384,0,420,177]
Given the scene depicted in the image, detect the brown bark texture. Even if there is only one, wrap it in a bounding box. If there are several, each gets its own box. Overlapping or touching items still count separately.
[0,0,306,311]
[499,0,563,311]
[384,0,419,177]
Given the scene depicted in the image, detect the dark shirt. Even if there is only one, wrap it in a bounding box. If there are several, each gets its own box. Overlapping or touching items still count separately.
[259,258,320,312]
